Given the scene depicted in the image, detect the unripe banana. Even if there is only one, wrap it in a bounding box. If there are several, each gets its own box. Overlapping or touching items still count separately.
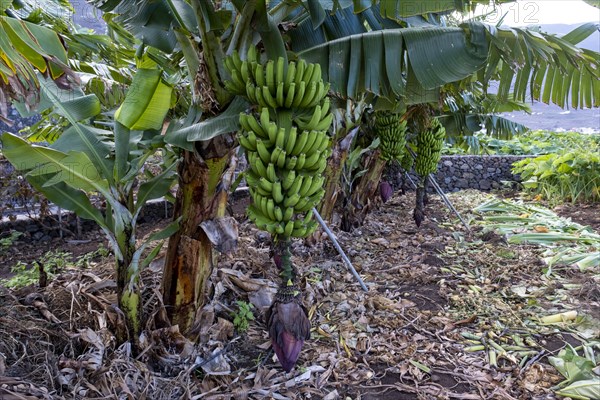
[261,85,278,108]
[291,80,307,108]
[283,207,294,222]
[291,224,307,238]
[303,105,322,131]
[276,147,287,169]
[259,176,274,192]
[275,127,286,149]
[299,81,317,108]
[303,131,325,155]
[276,82,285,107]
[295,59,306,86]
[284,192,301,208]
[260,107,270,130]
[266,198,276,221]
[284,61,296,91]
[244,170,260,187]
[293,196,310,213]
[303,81,322,108]
[284,83,296,108]
[301,63,315,85]
[284,219,294,236]
[315,157,327,174]
[291,130,309,156]
[299,130,319,155]
[246,82,257,103]
[265,59,275,94]
[313,132,330,154]
[303,209,314,224]
[274,205,283,222]
[266,162,277,182]
[285,155,298,170]
[249,152,267,178]
[239,114,253,133]
[266,121,278,144]
[309,63,322,85]
[256,139,271,164]
[240,60,250,83]
[305,175,324,197]
[238,134,255,151]
[313,112,333,131]
[298,175,313,197]
[270,146,283,165]
[247,114,268,140]
[302,150,322,170]
[247,130,258,148]
[284,126,298,154]
[282,169,296,191]
[276,56,285,86]
[287,174,304,195]
[295,153,306,170]
[254,63,265,87]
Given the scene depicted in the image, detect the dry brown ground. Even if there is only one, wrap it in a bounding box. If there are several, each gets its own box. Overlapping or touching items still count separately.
[0,190,598,399]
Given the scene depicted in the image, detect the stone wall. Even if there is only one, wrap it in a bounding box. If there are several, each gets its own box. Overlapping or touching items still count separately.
[434,155,531,192]
[387,155,532,192]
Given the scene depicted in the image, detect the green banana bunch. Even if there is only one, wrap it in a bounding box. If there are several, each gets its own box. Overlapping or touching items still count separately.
[414,118,445,176]
[224,50,330,110]
[231,51,333,238]
[374,111,407,162]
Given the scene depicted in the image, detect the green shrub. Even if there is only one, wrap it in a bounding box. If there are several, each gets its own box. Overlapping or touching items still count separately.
[512,149,600,204]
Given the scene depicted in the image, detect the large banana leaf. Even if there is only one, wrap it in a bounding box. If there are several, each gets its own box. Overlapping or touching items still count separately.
[25,174,106,226]
[1,132,110,195]
[486,24,600,109]
[115,68,173,131]
[38,78,115,184]
[301,0,512,23]
[88,0,189,52]
[164,96,249,146]
[298,24,488,99]
[295,20,600,109]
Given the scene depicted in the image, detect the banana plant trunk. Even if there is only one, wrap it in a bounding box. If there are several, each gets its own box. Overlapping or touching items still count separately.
[318,129,357,222]
[162,140,232,334]
[114,221,141,345]
[344,150,386,229]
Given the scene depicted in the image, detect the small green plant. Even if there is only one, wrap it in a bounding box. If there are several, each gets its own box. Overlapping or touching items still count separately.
[0,249,70,289]
[0,231,22,255]
[1,261,36,289]
[231,301,255,333]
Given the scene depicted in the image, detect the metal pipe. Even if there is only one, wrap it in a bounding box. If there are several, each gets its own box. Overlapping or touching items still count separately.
[312,208,368,292]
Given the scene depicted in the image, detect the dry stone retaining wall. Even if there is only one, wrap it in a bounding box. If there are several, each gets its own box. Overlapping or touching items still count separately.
[433,155,531,192]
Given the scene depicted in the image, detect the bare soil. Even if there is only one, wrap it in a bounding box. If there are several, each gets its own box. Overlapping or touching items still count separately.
[0,190,598,400]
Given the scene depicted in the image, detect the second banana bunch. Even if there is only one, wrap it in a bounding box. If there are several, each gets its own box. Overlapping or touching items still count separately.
[415,118,446,176]
[224,50,333,238]
[375,110,408,162]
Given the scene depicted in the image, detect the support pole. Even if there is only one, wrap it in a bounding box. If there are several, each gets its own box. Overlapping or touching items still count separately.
[405,147,470,231]
[312,208,368,292]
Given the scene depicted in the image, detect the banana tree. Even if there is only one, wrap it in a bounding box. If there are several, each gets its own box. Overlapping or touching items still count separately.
[1,69,178,344]
[79,0,600,336]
